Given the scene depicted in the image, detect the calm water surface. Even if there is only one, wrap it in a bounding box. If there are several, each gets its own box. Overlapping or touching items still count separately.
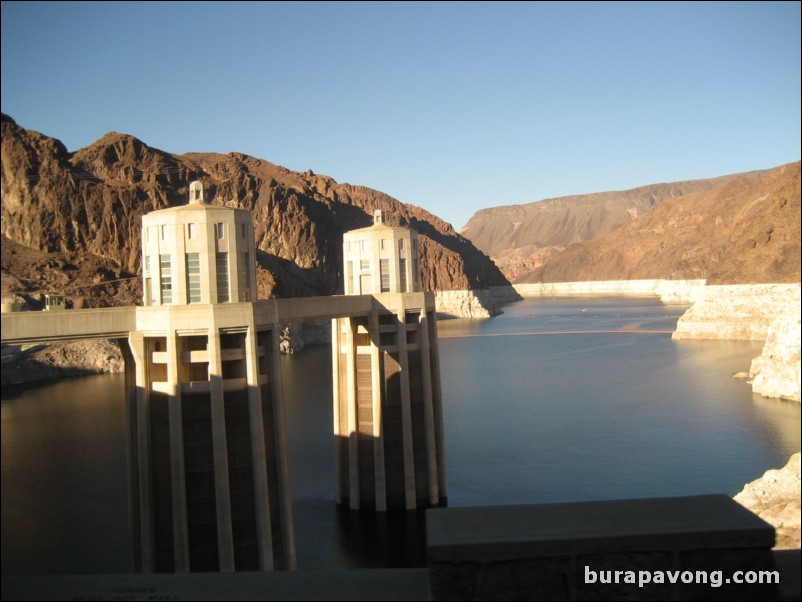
[2,296,799,574]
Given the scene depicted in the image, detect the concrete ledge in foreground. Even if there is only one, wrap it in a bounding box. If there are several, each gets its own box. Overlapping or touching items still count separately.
[427,495,779,601]
[0,569,431,601]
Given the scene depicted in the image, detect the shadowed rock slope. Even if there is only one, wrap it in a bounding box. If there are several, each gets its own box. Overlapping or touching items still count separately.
[1,114,508,308]
[517,162,801,285]
[462,171,767,281]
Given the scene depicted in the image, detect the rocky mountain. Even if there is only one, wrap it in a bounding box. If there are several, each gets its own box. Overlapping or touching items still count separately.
[1,114,509,309]
[517,162,801,284]
[462,172,766,281]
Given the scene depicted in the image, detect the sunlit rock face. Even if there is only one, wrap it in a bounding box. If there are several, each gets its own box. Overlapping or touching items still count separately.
[1,113,509,306]
[750,304,801,403]
[735,453,801,550]
[673,284,801,341]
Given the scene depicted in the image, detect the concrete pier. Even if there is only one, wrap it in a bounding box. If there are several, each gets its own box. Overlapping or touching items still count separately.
[332,293,447,511]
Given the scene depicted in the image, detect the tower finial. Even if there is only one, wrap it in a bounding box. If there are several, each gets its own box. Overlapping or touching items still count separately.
[189,181,205,205]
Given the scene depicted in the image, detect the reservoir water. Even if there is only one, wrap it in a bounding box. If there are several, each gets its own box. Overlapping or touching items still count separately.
[2,296,800,574]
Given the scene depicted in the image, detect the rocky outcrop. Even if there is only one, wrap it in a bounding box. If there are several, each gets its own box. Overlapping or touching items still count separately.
[1,114,508,308]
[278,321,331,354]
[462,170,768,282]
[514,279,707,304]
[750,305,801,403]
[673,284,801,341]
[734,453,801,550]
[673,283,801,402]
[516,162,801,286]
[0,115,515,380]
[434,290,495,319]
[434,286,522,319]
[1,339,124,386]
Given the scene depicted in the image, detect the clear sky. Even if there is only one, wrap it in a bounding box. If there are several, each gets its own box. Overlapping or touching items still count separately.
[2,1,800,230]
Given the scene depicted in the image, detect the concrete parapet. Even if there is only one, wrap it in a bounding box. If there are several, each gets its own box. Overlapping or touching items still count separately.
[427,495,779,601]
[0,306,137,344]
[0,569,432,601]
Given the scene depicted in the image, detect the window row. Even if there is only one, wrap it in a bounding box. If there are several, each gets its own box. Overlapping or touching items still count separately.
[144,222,248,242]
[144,252,252,304]
[345,238,416,252]
[344,258,411,294]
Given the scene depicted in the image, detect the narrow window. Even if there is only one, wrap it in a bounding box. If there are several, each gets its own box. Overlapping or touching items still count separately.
[160,225,167,240]
[145,256,151,273]
[215,223,225,240]
[160,254,172,304]
[380,259,390,293]
[360,259,370,272]
[216,253,229,303]
[399,258,407,293]
[240,223,246,239]
[186,253,201,303]
[398,238,405,251]
[187,223,195,239]
[239,252,250,301]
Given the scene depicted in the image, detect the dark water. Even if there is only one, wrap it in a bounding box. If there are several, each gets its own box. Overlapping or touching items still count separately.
[2,296,800,574]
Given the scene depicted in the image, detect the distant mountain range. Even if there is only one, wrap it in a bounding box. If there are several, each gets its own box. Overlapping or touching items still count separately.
[462,164,800,284]
[2,113,798,312]
[0,114,508,308]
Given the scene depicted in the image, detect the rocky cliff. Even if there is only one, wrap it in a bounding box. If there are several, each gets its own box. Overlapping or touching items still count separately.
[516,162,801,285]
[514,279,707,304]
[1,114,515,385]
[1,114,509,310]
[462,171,765,281]
[673,284,801,341]
[0,339,123,386]
[673,283,801,402]
[735,453,801,550]
[750,304,801,403]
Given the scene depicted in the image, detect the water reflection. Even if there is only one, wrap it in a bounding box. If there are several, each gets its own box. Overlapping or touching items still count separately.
[1,297,800,575]
[1,374,131,575]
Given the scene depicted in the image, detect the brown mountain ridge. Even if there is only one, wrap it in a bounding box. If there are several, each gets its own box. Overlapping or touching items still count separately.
[462,170,770,281]
[1,114,509,308]
[516,162,801,285]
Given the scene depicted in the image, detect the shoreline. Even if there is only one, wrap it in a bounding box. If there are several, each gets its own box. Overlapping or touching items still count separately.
[4,281,799,403]
[512,279,707,303]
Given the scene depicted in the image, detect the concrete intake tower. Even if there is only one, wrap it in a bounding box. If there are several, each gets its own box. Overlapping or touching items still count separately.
[333,210,447,511]
[129,181,294,572]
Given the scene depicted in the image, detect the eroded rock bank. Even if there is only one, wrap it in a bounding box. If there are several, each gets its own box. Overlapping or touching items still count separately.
[1,339,124,386]
[434,286,522,318]
[673,283,801,341]
[673,283,801,403]
[749,304,801,403]
[734,453,801,550]
[514,279,706,303]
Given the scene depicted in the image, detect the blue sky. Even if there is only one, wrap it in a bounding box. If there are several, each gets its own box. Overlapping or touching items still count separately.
[2,1,800,230]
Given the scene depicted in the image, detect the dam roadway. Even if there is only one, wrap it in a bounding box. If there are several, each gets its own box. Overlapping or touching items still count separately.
[0,293,432,345]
